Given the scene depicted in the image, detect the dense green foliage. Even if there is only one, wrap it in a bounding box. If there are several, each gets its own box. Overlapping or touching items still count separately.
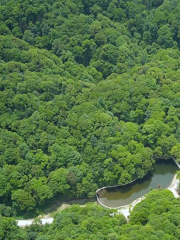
[1,0,180,219]
[1,1,180,238]
[120,190,180,240]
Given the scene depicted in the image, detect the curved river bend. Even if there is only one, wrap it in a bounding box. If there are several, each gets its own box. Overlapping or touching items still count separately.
[97,160,178,208]
[17,160,179,227]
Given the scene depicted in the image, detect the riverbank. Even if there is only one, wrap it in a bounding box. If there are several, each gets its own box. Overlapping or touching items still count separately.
[117,173,180,220]
[118,158,180,219]
[167,174,179,198]
[103,160,180,219]
[16,159,180,227]
[16,174,180,227]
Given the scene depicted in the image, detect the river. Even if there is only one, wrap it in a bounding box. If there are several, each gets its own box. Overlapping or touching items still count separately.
[97,159,178,208]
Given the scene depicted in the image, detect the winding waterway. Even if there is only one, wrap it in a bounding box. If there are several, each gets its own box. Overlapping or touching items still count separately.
[97,160,178,208]
[17,159,179,227]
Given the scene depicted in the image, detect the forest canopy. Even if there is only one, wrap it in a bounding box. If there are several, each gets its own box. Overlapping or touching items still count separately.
[1,0,180,224]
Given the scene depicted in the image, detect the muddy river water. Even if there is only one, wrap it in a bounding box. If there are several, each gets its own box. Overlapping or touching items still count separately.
[97,160,178,208]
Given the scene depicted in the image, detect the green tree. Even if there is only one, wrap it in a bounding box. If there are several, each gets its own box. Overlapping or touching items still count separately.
[11,189,36,211]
